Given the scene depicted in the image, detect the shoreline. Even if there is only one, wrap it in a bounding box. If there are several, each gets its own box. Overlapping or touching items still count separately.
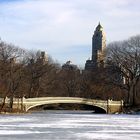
[0,107,140,115]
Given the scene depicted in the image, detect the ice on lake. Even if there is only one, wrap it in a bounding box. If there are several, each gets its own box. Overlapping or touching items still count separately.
[0,110,140,140]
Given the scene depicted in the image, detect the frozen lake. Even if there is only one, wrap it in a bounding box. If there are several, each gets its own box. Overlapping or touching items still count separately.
[0,110,140,140]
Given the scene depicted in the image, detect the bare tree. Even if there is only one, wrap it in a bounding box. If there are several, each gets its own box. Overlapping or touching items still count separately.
[58,68,81,97]
[0,39,25,112]
[107,35,140,105]
[23,50,59,97]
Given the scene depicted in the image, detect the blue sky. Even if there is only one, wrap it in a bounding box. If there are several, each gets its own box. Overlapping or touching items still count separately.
[0,0,140,66]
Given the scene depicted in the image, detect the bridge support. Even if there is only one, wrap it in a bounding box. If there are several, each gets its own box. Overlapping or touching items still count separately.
[107,99,123,114]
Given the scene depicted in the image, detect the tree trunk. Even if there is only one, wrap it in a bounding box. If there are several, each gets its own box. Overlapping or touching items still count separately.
[9,94,13,112]
[0,96,6,112]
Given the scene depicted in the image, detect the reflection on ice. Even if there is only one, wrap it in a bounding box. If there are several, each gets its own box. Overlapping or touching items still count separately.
[0,117,31,123]
[0,130,43,135]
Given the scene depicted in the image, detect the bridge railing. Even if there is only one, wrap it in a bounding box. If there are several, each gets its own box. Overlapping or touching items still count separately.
[0,97,24,104]
[25,97,107,101]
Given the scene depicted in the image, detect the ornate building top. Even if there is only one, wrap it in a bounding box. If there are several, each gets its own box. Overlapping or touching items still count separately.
[95,22,103,31]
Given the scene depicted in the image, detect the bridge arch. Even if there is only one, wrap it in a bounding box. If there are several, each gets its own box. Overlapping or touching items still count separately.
[25,98,107,113]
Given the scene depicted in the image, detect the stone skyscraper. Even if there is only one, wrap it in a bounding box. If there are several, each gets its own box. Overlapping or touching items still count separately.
[85,23,106,70]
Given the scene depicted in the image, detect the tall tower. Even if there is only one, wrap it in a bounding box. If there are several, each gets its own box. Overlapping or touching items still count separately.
[92,22,106,63]
[85,23,106,70]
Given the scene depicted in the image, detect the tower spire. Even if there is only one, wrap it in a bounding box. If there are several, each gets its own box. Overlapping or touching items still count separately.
[96,22,103,31]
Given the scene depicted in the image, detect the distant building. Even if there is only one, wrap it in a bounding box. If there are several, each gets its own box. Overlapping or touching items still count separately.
[62,61,78,70]
[85,22,106,70]
[36,51,48,65]
[29,51,48,66]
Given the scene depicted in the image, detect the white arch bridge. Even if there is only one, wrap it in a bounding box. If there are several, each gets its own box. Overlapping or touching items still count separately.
[1,97,124,114]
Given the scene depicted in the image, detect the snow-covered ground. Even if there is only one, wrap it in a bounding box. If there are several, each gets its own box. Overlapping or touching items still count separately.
[0,110,140,140]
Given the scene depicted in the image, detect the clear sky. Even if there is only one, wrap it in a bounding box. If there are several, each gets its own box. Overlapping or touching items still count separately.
[0,0,140,66]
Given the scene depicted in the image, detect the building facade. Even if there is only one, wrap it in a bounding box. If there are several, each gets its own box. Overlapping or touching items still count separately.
[85,23,106,70]
[62,61,78,70]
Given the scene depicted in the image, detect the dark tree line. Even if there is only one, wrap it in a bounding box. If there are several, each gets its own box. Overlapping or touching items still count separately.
[0,35,140,112]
